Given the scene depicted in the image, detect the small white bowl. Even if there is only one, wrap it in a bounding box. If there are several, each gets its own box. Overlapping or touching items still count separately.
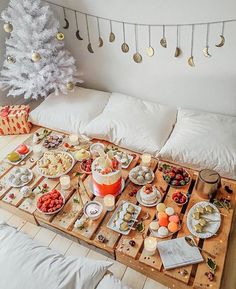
[84,201,103,220]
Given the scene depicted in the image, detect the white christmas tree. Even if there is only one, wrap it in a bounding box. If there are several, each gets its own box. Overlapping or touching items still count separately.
[0,0,80,100]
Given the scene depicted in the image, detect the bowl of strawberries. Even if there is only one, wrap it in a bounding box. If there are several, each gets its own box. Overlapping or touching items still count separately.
[37,189,65,215]
[80,158,93,174]
[172,191,188,206]
[160,163,190,187]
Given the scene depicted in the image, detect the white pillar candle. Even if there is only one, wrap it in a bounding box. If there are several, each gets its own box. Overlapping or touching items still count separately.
[141,153,151,167]
[69,134,79,145]
[103,194,115,211]
[144,237,157,256]
[33,144,43,157]
[60,175,71,190]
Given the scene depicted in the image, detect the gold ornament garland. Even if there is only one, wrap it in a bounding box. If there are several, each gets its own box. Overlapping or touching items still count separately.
[43,0,235,67]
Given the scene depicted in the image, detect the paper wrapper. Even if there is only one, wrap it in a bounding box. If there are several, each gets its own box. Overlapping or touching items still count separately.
[0,105,32,135]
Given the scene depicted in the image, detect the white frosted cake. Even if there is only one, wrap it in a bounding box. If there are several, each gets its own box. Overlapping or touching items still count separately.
[140,184,159,205]
[91,155,122,197]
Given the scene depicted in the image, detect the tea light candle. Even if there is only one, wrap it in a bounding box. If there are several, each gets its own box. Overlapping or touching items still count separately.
[60,175,70,190]
[103,194,115,211]
[69,134,79,145]
[33,144,43,157]
[141,153,151,167]
[144,237,157,256]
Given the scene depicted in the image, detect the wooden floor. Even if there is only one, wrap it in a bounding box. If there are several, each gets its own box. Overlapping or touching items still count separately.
[1,130,236,289]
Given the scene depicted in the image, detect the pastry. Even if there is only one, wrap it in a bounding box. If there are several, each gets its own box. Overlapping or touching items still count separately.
[150,221,159,231]
[165,207,175,216]
[20,186,32,198]
[7,167,32,187]
[204,205,214,214]
[199,218,208,227]
[168,221,178,232]
[196,206,205,214]
[169,214,179,223]
[158,226,169,237]
[129,166,154,185]
[194,224,203,233]
[156,203,166,212]
[140,184,159,205]
[192,212,201,220]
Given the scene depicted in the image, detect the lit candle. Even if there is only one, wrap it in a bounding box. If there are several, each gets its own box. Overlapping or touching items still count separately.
[144,237,157,256]
[69,134,79,146]
[103,194,115,211]
[60,175,70,190]
[33,144,43,157]
[141,153,151,167]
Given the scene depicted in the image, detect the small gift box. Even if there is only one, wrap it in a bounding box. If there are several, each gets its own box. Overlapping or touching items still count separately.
[0,105,32,135]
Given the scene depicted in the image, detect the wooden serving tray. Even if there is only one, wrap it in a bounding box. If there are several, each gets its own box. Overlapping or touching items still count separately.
[0,126,235,289]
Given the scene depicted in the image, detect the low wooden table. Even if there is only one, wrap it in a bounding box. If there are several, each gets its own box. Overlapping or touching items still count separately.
[0,127,235,289]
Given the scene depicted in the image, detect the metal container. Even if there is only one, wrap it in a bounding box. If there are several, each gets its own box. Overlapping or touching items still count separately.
[195,169,221,199]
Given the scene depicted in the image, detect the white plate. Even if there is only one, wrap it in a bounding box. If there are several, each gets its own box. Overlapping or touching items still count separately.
[136,188,162,207]
[107,201,141,235]
[115,153,134,169]
[36,151,75,179]
[187,201,221,239]
[7,168,33,188]
[129,166,154,186]
[5,145,32,165]
[89,178,125,197]
[36,192,65,215]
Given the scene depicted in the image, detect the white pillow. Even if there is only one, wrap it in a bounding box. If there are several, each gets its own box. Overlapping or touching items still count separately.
[29,87,110,135]
[97,274,132,289]
[159,109,236,179]
[83,93,177,155]
[0,223,112,289]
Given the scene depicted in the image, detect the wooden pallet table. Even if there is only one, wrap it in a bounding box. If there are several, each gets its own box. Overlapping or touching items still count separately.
[0,127,235,289]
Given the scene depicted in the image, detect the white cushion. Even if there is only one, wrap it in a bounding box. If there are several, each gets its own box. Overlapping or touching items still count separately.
[29,87,110,135]
[97,274,132,289]
[159,109,236,179]
[83,93,177,155]
[0,223,112,289]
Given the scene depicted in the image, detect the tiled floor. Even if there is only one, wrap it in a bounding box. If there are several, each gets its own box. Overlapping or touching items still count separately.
[0,207,169,289]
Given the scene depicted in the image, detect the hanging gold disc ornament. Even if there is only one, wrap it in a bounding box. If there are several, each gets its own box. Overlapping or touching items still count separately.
[3,22,13,33]
[215,22,225,47]
[174,26,182,57]
[160,25,167,48]
[56,32,65,41]
[188,25,195,67]
[121,23,129,53]
[31,52,41,62]
[109,20,115,43]
[85,15,94,53]
[133,24,142,63]
[146,26,154,57]
[66,82,75,90]
[7,55,16,64]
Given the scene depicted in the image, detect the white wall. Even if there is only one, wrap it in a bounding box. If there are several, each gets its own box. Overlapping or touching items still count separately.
[0,0,236,115]
[49,0,236,116]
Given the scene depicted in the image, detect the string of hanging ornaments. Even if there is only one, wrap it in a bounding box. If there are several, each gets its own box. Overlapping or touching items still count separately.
[4,1,233,68]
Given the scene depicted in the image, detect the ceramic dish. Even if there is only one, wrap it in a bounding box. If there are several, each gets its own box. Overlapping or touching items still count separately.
[84,201,103,220]
[36,190,65,215]
[7,167,33,188]
[187,201,221,239]
[90,143,105,156]
[107,201,141,235]
[6,145,32,165]
[129,166,154,186]
[161,164,190,188]
[150,223,181,239]
[42,134,64,150]
[136,187,162,207]
[108,149,134,169]
[172,191,188,206]
[37,151,75,179]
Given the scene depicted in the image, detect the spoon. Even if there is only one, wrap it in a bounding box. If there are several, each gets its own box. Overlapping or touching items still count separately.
[185,236,215,258]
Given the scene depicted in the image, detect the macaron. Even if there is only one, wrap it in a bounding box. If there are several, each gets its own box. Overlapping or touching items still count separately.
[149,221,159,231]
[169,214,179,224]
[168,221,178,233]
[156,203,166,212]
[159,217,169,227]
[165,207,175,216]
[158,226,169,237]
[157,212,168,220]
